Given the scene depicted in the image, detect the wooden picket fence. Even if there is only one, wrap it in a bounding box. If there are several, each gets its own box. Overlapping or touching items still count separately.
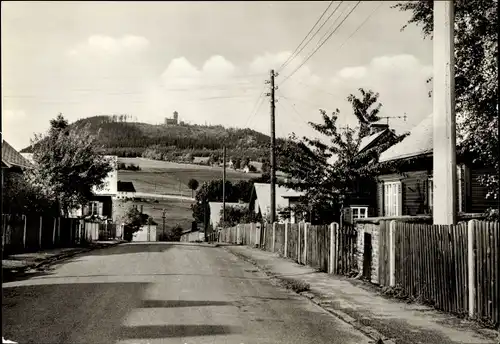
[217,222,358,276]
[2,214,116,254]
[376,220,499,327]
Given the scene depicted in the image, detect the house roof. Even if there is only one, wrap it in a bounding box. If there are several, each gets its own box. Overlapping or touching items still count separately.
[2,140,32,169]
[253,183,304,216]
[117,181,136,193]
[358,129,389,153]
[209,202,248,228]
[379,114,433,163]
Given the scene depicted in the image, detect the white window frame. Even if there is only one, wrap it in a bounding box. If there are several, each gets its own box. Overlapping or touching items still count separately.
[428,177,433,213]
[384,181,401,216]
[351,206,368,219]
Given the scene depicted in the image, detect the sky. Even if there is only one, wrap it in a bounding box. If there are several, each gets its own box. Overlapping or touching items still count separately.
[1,1,433,151]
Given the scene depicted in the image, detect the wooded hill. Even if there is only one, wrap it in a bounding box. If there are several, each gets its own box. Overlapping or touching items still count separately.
[21,115,284,162]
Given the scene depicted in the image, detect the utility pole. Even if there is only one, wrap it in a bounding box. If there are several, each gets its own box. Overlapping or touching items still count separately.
[433,0,456,225]
[222,146,226,227]
[266,69,277,223]
[162,209,166,240]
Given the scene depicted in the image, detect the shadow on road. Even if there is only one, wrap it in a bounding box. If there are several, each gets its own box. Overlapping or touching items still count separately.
[3,281,242,343]
[141,300,233,308]
[118,324,241,339]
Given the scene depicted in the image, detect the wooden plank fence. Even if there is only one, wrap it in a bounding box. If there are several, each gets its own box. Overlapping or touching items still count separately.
[377,220,499,327]
[217,221,357,276]
[2,214,117,254]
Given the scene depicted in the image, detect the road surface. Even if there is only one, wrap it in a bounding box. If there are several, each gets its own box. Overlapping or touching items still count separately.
[2,242,372,344]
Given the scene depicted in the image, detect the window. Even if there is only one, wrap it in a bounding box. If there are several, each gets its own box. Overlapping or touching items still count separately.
[351,206,368,219]
[384,182,401,216]
[428,178,433,213]
[89,201,102,216]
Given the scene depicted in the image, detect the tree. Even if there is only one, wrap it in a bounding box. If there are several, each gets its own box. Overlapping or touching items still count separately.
[234,158,241,170]
[219,206,260,227]
[188,178,199,198]
[123,205,150,241]
[261,160,270,174]
[392,0,498,200]
[278,88,407,224]
[27,114,114,216]
[242,157,250,169]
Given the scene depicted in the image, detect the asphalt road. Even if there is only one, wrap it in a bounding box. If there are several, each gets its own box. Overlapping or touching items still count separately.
[2,242,372,344]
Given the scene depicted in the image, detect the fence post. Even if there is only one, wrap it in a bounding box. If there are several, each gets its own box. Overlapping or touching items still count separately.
[52,218,57,246]
[272,222,276,252]
[22,215,27,249]
[304,222,308,264]
[389,220,396,287]
[57,217,61,244]
[297,222,301,264]
[284,222,289,257]
[38,216,43,248]
[468,220,476,318]
[329,222,337,274]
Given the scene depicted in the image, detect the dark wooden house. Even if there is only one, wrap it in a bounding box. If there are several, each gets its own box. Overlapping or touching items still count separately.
[376,114,496,217]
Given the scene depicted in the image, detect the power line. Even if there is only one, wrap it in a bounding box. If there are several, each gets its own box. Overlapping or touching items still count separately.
[280,1,345,75]
[336,1,384,51]
[277,94,310,128]
[243,86,267,128]
[278,1,339,73]
[280,1,361,85]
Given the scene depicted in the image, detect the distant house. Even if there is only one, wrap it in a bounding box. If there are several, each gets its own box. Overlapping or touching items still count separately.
[193,156,210,165]
[376,114,496,217]
[69,155,118,220]
[249,183,304,223]
[117,181,136,199]
[208,202,248,229]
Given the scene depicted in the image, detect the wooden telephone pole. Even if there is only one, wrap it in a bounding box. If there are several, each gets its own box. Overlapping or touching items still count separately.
[222,146,226,227]
[266,70,277,223]
[433,0,456,225]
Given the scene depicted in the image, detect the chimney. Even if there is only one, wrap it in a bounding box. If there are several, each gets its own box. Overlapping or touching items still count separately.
[369,123,389,135]
[140,205,144,214]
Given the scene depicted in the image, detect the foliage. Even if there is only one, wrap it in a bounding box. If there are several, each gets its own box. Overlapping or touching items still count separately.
[170,224,184,241]
[261,160,270,174]
[122,205,151,241]
[117,162,141,171]
[188,178,199,197]
[190,179,258,226]
[278,89,408,224]
[242,157,250,168]
[27,114,114,216]
[393,0,498,199]
[219,206,261,227]
[248,164,257,173]
[233,158,241,170]
[2,171,59,216]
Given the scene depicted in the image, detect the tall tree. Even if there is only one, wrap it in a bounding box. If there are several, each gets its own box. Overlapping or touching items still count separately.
[188,178,199,198]
[279,88,407,224]
[393,0,498,199]
[28,114,114,216]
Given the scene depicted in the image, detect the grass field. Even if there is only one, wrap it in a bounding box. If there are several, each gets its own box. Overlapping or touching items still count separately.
[118,158,260,197]
[116,158,262,234]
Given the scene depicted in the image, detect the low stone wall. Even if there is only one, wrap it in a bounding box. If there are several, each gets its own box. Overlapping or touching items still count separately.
[355,216,432,285]
[354,214,485,285]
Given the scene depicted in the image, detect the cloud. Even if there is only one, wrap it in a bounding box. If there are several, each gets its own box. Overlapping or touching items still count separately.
[144,52,326,140]
[329,54,433,132]
[68,35,150,57]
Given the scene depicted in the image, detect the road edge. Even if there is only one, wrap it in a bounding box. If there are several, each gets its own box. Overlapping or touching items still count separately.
[2,241,125,281]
